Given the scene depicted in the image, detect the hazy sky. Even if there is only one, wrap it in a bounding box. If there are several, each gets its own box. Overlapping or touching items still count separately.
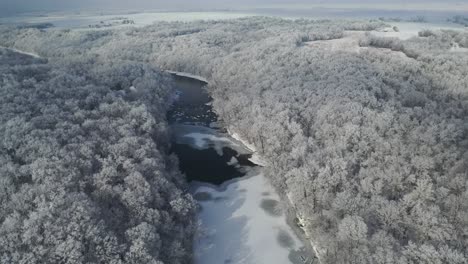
[0,0,466,16]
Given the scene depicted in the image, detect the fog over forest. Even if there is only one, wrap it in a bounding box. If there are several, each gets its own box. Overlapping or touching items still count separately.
[1,2,468,264]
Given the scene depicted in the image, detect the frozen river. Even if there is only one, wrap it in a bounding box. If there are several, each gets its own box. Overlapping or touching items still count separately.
[192,172,309,264]
[168,74,312,264]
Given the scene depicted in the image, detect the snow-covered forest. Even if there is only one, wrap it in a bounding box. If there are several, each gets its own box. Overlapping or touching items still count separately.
[0,47,196,263]
[1,17,468,263]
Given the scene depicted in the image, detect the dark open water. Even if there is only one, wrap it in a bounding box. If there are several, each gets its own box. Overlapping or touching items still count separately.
[168,74,255,185]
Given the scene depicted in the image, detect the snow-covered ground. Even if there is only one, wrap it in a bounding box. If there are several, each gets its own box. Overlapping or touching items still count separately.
[228,130,257,152]
[192,173,308,264]
[166,71,209,83]
[305,21,465,58]
[228,129,268,166]
[372,22,466,40]
[306,31,363,53]
[450,43,468,53]
[0,46,41,58]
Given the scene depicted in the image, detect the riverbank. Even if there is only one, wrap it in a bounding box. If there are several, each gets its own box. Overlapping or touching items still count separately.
[225,128,321,263]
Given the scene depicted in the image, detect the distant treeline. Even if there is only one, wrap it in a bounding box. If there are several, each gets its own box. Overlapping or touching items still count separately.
[448,15,468,27]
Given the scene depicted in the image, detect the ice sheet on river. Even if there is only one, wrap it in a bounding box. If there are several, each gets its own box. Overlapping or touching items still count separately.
[172,124,251,156]
[191,172,309,264]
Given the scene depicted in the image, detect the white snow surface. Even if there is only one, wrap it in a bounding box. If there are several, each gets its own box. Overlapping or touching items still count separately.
[192,173,306,264]
[183,133,233,149]
[183,132,234,155]
[371,22,466,40]
[0,46,41,58]
[173,125,251,156]
[304,22,465,61]
[248,153,268,167]
[450,43,468,53]
[306,31,363,53]
[227,129,269,166]
[228,130,257,152]
[166,70,209,83]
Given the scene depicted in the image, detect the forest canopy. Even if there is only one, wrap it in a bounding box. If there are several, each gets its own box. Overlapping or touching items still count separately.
[1,17,468,263]
[0,48,196,263]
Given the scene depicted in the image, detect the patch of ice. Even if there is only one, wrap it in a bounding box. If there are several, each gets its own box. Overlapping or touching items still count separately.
[173,125,252,156]
[183,132,234,155]
[227,157,239,166]
[192,173,308,264]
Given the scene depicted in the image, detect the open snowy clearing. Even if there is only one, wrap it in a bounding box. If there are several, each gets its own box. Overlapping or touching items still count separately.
[371,21,467,40]
[305,31,411,59]
[450,44,468,53]
[305,21,467,55]
[305,23,463,60]
[305,31,363,53]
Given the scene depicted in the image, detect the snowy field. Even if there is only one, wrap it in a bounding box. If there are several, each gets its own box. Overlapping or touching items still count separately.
[191,173,309,264]
[306,22,467,56]
[372,21,467,40]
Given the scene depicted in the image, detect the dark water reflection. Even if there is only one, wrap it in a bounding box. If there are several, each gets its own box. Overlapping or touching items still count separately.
[173,144,253,185]
[168,74,255,185]
[167,75,217,126]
